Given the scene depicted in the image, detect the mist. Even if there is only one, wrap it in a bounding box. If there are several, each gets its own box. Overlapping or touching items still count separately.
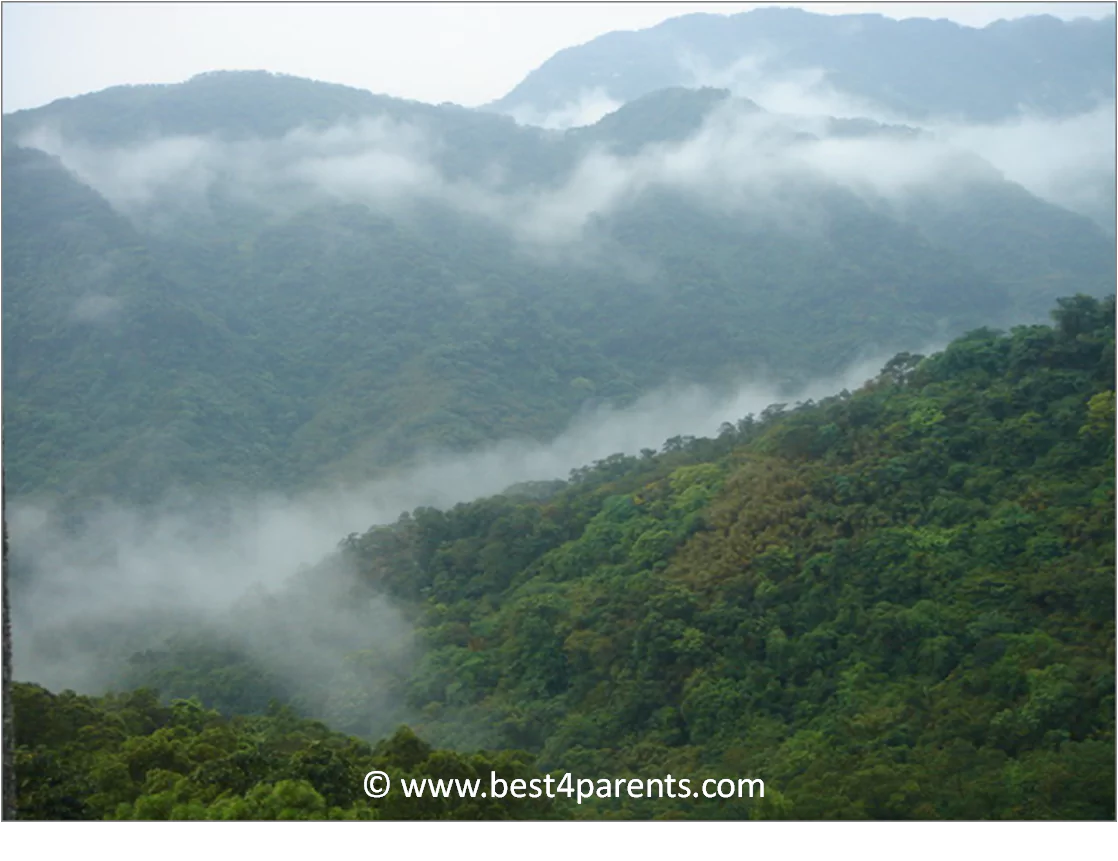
[680,50,895,122]
[508,87,623,130]
[9,348,919,734]
[17,81,1100,259]
[674,49,1117,226]
[931,104,1117,230]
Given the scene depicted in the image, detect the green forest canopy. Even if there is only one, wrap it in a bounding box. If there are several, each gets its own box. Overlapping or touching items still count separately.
[14,295,1115,820]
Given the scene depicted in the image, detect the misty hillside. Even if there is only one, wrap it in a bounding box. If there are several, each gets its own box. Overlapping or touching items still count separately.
[4,9,1116,824]
[3,71,1114,503]
[491,8,1117,123]
[13,296,1115,820]
[490,8,1118,230]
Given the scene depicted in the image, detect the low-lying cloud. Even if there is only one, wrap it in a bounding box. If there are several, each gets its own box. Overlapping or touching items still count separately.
[675,49,1116,227]
[508,87,624,130]
[20,46,1114,248]
[9,348,923,733]
[70,293,124,324]
[931,104,1117,230]
[20,93,1030,257]
[680,50,895,122]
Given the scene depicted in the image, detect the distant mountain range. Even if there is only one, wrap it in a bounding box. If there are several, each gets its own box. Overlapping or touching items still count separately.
[489,8,1116,124]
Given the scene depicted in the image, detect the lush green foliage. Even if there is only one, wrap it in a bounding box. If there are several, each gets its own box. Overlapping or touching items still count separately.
[334,298,1116,819]
[53,296,1112,820]
[13,682,557,820]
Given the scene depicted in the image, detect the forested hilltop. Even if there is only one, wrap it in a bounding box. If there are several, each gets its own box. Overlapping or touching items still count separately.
[14,296,1115,820]
[3,71,1114,503]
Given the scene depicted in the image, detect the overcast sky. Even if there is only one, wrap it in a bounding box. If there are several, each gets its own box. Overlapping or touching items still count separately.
[2,2,1114,113]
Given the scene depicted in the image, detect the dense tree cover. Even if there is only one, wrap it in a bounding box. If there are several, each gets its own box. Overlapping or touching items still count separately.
[345,296,1116,819]
[3,76,1114,503]
[51,296,1112,820]
[12,682,557,820]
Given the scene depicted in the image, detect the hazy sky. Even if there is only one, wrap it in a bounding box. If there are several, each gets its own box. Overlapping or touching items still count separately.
[2,2,1114,112]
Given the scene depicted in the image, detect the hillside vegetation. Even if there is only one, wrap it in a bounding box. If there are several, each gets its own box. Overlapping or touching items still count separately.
[18,296,1114,819]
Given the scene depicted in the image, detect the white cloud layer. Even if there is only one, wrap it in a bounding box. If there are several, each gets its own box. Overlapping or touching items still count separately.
[23,90,1056,258]
[10,349,922,711]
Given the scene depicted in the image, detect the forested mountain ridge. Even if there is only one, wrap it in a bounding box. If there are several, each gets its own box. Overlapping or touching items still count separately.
[3,72,1114,503]
[17,296,1114,820]
[490,8,1117,123]
[339,295,1118,819]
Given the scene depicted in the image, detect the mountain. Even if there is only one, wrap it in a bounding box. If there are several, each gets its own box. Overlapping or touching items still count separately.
[3,72,1114,503]
[489,9,1118,231]
[14,295,1116,820]
[1,144,292,501]
[4,28,1115,823]
[490,9,1117,124]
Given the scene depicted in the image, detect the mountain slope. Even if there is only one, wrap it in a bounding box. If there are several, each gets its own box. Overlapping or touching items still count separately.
[1,145,300,501]
[21,295,1115,820]
[313,294,1118,819]
[491,9,1117,123]
[3,74,1114,502]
